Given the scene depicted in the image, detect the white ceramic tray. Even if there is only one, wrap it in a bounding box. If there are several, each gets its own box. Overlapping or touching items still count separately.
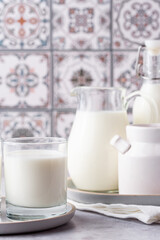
[0,198,75,235]
[67,178,160,206]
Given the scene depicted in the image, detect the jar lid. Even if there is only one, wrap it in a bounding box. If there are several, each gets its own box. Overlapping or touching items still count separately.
[126,124,160,142]
[145,40,160,56]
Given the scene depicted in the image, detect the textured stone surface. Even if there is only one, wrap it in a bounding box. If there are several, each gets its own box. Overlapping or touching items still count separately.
[2,210,160,239]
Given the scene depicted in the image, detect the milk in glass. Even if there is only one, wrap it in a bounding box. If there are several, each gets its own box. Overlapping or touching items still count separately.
[4,149,66,208]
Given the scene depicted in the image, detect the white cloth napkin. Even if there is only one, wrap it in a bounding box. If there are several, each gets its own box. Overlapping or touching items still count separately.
[68,199,160,224]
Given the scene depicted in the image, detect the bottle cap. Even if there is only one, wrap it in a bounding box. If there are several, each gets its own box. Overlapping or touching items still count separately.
[145,39,160,56]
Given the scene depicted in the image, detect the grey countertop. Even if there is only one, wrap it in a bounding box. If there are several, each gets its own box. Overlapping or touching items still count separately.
[1,210,160,240]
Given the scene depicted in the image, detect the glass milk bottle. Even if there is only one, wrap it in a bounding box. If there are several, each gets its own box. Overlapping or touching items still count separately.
[133,40,160,124]
[68,87,129,192]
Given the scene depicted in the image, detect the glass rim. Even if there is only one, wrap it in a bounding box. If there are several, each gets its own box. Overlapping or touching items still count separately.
[71,86,126,97]
[3,137,67,145]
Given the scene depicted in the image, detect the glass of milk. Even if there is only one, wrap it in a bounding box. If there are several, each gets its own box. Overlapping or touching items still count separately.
[3,137,67,220]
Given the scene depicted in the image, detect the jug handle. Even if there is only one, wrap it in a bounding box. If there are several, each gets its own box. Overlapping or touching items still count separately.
[110,135,131,154]
[124,90,159,122]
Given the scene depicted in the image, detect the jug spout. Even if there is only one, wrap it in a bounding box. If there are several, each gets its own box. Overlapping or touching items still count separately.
[110,135,131,154]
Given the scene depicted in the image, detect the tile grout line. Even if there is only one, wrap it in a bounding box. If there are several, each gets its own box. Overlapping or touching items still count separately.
[110,0,113,87]
[0,49,138,53]
[49,0,54,137]
[0,108,76,113]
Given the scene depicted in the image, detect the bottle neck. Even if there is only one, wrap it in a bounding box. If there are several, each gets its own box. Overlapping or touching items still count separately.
[141,79,160,86]
[143,51,160,80]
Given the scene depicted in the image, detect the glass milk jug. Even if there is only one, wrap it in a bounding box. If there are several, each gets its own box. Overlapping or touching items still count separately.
[68,87,129,192]
[133,40,160,124]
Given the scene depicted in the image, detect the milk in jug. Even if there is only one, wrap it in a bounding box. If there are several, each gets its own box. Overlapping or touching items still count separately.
[68,87,129,191]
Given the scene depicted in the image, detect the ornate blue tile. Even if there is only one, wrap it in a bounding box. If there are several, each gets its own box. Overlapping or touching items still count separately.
[54,111,75,138]
[0,0,50,49]
[113,0,160,49]
[113,51,141,92]
[53,51,110,108]
[0,112,51,138]
[52,0,110,50]
[0,53,51,108]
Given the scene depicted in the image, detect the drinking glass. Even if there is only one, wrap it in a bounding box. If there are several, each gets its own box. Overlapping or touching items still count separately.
[3,137,67,220]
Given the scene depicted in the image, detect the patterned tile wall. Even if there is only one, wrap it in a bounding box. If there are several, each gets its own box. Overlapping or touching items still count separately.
[0,0,160,138]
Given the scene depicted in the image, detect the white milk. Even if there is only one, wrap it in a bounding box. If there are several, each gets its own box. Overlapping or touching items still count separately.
[133,40,160,124]
[133,82,160,124]
[4,150,66,208]
[0,156,1,192]
[68,110,128,191]
[0,145,2,194]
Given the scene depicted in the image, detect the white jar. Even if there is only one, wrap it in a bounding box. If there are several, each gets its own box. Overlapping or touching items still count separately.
[111,124,160,195]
